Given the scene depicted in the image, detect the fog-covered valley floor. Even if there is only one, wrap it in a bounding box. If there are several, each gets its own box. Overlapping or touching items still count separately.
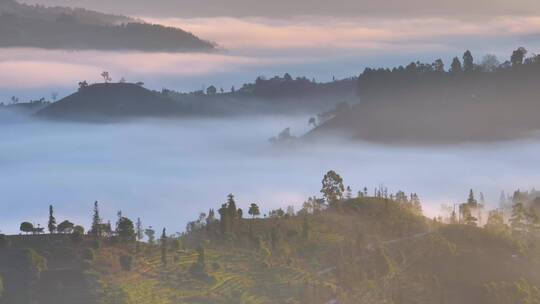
[1,112,539,234]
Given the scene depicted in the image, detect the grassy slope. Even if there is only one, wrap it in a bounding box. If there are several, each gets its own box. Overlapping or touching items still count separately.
[2,197,538,303]
[91,197,540,304]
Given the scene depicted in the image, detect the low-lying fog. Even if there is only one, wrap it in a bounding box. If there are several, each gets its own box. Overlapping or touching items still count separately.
[1,113,540,234]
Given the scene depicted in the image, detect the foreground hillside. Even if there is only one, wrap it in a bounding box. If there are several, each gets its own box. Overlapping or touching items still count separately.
[90,198,539,304]
[308,48,540,144]
[2,174,539,304]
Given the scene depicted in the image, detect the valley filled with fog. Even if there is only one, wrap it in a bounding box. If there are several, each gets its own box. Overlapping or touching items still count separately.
[2,112,539,234]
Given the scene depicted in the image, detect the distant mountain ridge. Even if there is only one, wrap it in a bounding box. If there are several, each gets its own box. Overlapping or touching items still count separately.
[0,0,215,51]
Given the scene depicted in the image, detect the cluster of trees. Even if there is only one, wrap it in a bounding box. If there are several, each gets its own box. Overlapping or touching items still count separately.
[162,73,357,103]
[357,47,539,101]
[19,205,84,237]
[438,188,540,239]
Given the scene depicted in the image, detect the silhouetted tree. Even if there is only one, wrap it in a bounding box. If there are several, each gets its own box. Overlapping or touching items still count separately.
[206,85,217,95]
[249,203,261,219]
[321,170,345,208]
[284,73,293,82]
[91,201,102,239]
[467,189,478,208]
[450,57,463,74]
[20,222,34,235]
[48,205,56,234]
[57,220,74,234]
[511,47,527,66]
[432,59,445,72]
[463,50,474,73]
[117,217,136,243]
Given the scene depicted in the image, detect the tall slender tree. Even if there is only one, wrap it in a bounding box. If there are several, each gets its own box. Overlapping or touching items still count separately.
[48,205,56,234]
[463,50,474,73]
[161,228,167,266]
[91,201,102,239]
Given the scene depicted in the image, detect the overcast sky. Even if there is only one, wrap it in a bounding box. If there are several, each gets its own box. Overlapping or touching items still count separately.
[20,0,540,18]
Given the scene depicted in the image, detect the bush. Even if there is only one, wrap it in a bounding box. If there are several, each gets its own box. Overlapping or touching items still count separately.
[212,262,220,271]
[119,255,134,271]
[82,248,94,261]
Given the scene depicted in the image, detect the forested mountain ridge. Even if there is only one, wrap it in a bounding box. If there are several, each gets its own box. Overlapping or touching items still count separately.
[307,47,540,144]
[0,0,215,51]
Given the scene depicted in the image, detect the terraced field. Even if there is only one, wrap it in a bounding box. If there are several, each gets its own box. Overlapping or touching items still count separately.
[96,243,336,304]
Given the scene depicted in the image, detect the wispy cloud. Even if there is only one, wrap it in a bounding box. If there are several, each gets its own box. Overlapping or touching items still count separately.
[147,16,540,53]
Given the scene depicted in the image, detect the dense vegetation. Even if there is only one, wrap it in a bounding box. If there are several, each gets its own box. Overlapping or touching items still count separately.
[309,47,540,143]
[0,0,214,51]
[1,171,540,303]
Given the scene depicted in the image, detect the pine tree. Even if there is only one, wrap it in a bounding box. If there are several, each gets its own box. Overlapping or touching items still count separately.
[48,205,56,234]
[463,50,474,73]
[450,57,463,74]
[161,228,167,266]
[91,201,102,239]
[226,194,238,219]
[467,189,478,207]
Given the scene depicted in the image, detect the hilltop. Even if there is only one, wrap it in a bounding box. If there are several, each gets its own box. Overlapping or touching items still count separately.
[36,83,188,121]
[0,0,214,51]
